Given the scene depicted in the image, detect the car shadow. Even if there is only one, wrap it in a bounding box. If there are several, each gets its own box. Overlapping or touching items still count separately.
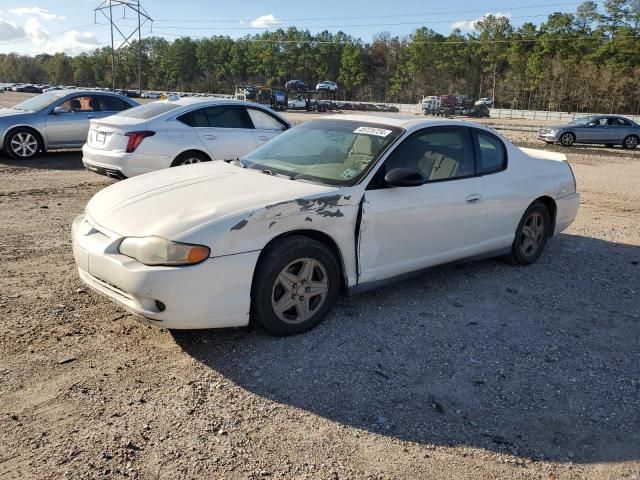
[172,233,640,464]
[0,150,84,170]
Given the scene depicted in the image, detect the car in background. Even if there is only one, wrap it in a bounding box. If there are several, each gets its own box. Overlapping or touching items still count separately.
[316,81,338,92]
[538,115,640,149]
[475,97,494,107]
[72,115,579,335]
[141,91,162,99]
[285,80,307,91]
[0,90,138,159]
[82,98,291,179]
[15,84,42,93]
[43,86,65,93]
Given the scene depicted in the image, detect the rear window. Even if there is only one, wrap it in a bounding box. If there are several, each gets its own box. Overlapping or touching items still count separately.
[115,102,180,119]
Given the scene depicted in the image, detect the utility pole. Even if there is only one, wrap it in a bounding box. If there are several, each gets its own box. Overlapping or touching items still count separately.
[94,0,152,94]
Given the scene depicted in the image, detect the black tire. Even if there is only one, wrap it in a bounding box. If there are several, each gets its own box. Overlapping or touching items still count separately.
[170,150,210,167]
[251,235,340,336]
[505,201,551,266]
[4,127,42,160]
[622,135,638,150]
[559,131,575,147]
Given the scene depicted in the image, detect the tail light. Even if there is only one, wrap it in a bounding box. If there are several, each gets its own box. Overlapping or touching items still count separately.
[125,131,155,153]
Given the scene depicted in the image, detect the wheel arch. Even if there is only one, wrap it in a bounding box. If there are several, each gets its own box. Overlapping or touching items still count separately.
[532,195,557,237]
[253,229,348,292]
[3,125,46,152]
[171,149,213,166]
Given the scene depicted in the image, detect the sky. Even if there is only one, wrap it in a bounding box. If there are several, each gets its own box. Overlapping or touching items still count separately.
[0,0,592,56]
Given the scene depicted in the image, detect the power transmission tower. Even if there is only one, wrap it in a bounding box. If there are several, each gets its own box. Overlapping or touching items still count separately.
[94,0,152,94]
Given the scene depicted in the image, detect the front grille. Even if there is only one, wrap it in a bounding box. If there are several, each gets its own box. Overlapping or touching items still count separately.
[88,272,132,300]
[539,128,551,134]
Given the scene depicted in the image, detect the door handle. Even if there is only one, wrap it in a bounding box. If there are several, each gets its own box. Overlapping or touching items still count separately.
[203,135,217,140]
[257,136,270,141]
[87,114,95,119]
[466,194,482,204]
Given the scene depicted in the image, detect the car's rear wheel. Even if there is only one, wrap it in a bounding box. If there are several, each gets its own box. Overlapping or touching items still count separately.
[622,135,638,150]
[171,151,210,167]
[252,235,340,336]
[505,201,551,266]
[559,132,575,147]
[4,128,42,160]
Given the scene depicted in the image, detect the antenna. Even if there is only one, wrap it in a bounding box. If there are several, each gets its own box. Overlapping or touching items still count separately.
[94,0,153,95]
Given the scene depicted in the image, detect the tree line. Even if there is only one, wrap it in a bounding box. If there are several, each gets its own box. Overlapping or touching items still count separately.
[1,0,640,113]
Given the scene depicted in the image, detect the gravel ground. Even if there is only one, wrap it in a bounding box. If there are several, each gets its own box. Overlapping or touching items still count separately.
[0,102,639,479]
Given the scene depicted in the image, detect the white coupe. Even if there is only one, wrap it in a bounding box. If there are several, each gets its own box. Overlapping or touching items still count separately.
[72,115,580,335]
[81,98,290,179]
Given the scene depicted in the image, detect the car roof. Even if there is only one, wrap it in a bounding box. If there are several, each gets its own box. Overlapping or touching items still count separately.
[326,114,478,130]
[156,97,268,108]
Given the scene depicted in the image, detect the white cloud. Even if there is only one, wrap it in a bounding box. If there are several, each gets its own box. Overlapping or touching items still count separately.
[451,12,511,31]
[9,7,65,21]
[250,14,282,28]
[48,30,101,55]
[24,17,48,43]
[0,18,26,42]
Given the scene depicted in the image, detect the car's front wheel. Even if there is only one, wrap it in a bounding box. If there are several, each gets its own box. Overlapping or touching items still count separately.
[506,201,551,266]
[4,128,42,159]
[252,235,340,336]
[622,135,638,150]
[559,132,575,147]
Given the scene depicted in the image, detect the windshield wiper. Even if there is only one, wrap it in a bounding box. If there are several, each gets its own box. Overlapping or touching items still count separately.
[261,169,294,180]
[230,157,245,168]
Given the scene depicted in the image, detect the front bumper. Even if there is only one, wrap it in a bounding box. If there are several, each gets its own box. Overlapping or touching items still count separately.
[72,214,260,329]
[537,131,559,143]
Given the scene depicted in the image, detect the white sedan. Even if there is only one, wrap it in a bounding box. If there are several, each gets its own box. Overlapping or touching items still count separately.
[72,115,580,335]
[81,98,290,179]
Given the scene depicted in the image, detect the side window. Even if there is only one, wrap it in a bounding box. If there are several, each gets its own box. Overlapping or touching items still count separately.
[99,96,131,112]
[594,117,608,126]
[178,107,252,129]
[384,127,475,181]
[611,117,631,127]
[247,108,285,130]
[60,95,100,112]
[477,131,506,174]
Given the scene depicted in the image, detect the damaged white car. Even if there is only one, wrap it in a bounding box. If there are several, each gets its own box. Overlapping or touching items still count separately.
[72,115,580,335]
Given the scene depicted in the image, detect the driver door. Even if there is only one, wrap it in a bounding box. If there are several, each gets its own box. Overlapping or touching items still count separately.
[46,94,101,147]
[357,126,487,284]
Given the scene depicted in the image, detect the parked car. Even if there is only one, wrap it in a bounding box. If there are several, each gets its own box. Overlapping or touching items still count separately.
[285,80,307,91]
[288,97,308,110]
[475,97,494,107]
[316,81,338,92]
[15,84,42,93]
[141,91,161,99]
[538,115,640,149]
[73,115,580,335]
[82,98,291,179]
[0,90,138,159]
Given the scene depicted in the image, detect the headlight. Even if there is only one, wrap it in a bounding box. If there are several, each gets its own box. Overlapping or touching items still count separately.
[118,236,210,266]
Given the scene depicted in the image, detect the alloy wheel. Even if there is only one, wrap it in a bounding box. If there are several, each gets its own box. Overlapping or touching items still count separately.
[560,133,574,146]
[519,212,545,257]
[10,132,38,158]
[181,157,202,165]
[271,257,329,324]
[624,136,638,149]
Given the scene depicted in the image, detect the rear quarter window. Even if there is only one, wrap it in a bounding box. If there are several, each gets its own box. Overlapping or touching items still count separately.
[476,131,507,174]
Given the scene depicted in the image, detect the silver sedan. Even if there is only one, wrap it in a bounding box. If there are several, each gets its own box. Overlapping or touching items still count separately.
[538,115,640,149]
[0,90,138,159]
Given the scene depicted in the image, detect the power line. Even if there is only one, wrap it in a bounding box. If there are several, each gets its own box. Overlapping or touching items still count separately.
[152,1,585,24]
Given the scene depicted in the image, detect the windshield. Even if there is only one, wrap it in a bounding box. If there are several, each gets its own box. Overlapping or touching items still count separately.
[241,119,403,186]
[569,116,595,126]
[12,91,67,112]
[113,102,181,119]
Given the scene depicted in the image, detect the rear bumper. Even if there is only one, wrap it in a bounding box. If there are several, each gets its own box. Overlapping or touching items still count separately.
[72,213,260,329]
[82,144,172,178]
[554,192,580,235]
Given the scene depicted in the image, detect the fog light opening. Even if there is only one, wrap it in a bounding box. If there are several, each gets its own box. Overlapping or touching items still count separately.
[155,300,166,312]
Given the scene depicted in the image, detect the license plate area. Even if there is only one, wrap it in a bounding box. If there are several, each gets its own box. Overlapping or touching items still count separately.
[96,131,106,143]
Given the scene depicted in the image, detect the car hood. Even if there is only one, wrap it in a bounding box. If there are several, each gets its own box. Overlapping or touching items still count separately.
[0,108,27,120]
[86,161,338,240]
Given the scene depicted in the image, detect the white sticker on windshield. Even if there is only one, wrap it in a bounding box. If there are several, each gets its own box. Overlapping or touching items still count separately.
[340,168,359,179]
[353,126,392,137]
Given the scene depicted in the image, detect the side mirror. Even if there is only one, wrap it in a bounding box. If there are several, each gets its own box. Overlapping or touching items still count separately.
[52,106,68,114]
[384,167,425,187]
